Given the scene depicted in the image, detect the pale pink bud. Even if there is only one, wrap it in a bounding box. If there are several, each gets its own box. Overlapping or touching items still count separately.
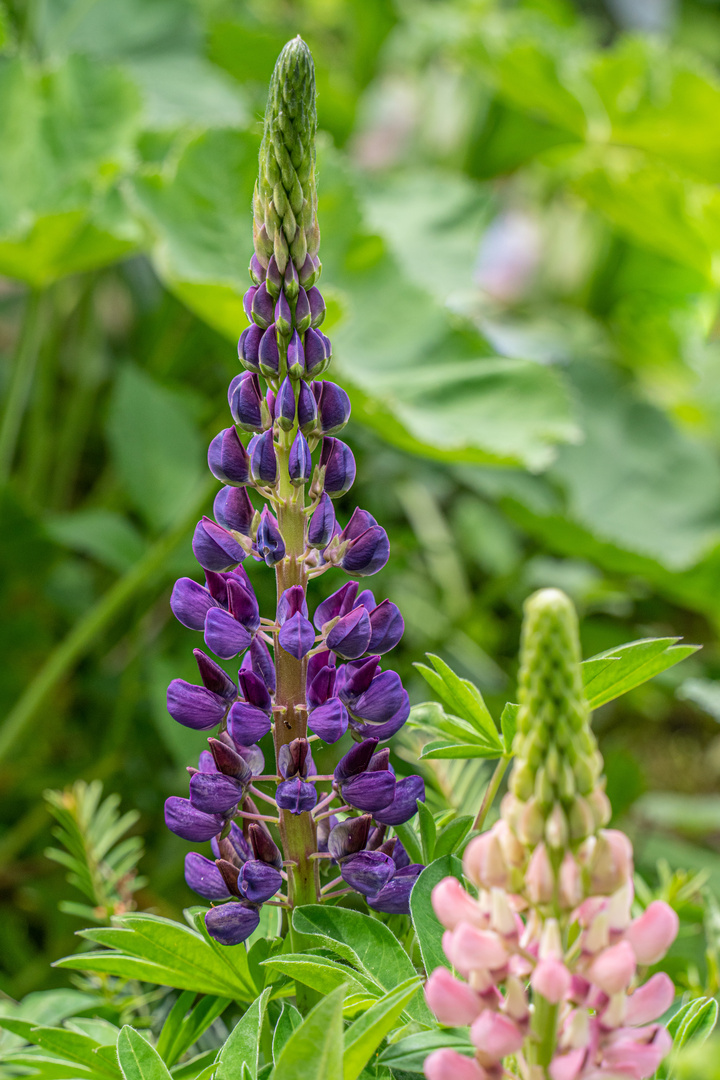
[447,924,508,978]
[464,830,510,890]
[607,881,634,933]
[525,843,555,905]
[559,852,582,909]
[624,901,679,966]
[583,910,610,955]
[589,829,633,895]
[424,1048,488,1080]
[568,974,591,1005]
[602,1026,672,1078]
[539,917,563,960]
[532,959,572,1004]
[432,877,487,931]
[625,972,674,1026]
[518,796,546,846]
[589,941,636,995]
[503,975,530,1024]
[470,1010,524,1059]
[490,888,518,938]
[559,1007,590,1049]
[549,1048,586,1080]
[495,819,525,867]
[425,967,483,1026]
[600,991,627,1030]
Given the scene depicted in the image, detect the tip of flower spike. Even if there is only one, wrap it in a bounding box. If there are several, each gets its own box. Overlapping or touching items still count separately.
[266,36,316,132]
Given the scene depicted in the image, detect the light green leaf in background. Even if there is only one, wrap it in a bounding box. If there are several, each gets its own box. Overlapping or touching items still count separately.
[215,989,271,1080]
[270,986,345,1080]
[410,855,464,976]
[46,511,148,573]
[105,366,205,532]
[117,1027,170,1080]
[582,637,699,709]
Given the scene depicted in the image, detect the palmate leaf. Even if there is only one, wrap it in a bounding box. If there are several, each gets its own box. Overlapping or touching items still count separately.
[409,856,464,977]
[215,988,271,1080]
[53,911,256,1000]
[0,1019,121,1080]
[413,656,502,750]
[269,986,344,1080]
[156,993,230,1069]
[377,1028,474,1073]
[116,1028,171,1080]
[342,977,422,1080]
[259,955,377,1004]
[581,637,700,709]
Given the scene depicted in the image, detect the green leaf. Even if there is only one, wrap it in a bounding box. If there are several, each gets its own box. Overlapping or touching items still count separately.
[271,1004,302,1066]
[669,997,719,1050]
[419,740,504,761]
[156,995,229,1069]
[259,955,377,1000]
[215,989,271,1080]
[117,1027,171,1080]
[0,1020,120,1079]
[343,977,422,1080]
[415,657,502,749]
[291,907,431,1025]
[392,823,424,868]
[378,1029,474,1073]
[171,1050,218,1080]
[270,986,345,1080]
[582,637,700,709]
[500,703,519,754]
[433,817,474,860]
[45,511,148,574]
[416,802,437,865]
[409,856,464,976]
[106,366,205,532]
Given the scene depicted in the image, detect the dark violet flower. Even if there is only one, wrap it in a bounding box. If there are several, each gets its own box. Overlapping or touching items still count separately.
[238,324,262,373]
[276,778,317,814]
[192,517,247,572]
[205,901,260,946]
[276,376,296,431]
[165,797,224,841]
[185,852,231,900]
[213,486,255,535]
[327,814,372,861]
[294,287,311,333]
[314,582,358,629]
[250,253,266,283]
[299,253,317,289]
[249,636,276,694]
[334,737,378,784]
[307,286,325,328]
[340,850,395,897]
[227,578,260,631]
[367,864,423,914]
[208,735,256,778]
[238,859,283,903]
[258,324,280,378]
[308,492,335,548]
[308,697,348,743]
[297,380,318,432]
[251,281,274,328]
[304,327,328,378]
[194,649,238,699]
[266,255,282,297]
[367,599,404,654]
[250,429,278,486]
[228,373,263,432]
[275,290,292,335]
[256,507,285,566]
[228,701,272,744]
[336,515,390,576]
[189,770,247,814]
[167,679,229,730]
[277,586,315,659]
[373,775,425,825]
[288,430,312,486]
[287,330,305,379]
[314,381,351,436]
[171,577,220,632]
[243,287,256,322]
[317,814,338,853]
[238,668,273,712]
[212,821,251,864]
[326,606,372,660]
[342,770,396,812]
[248,822,283,869]
[320,437,355,498]
[208,427,251,485]
[204,608,252,659]
[283,257,298,296]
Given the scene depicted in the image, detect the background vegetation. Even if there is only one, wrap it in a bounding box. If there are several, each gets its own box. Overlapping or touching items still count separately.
[2,0,720,1002]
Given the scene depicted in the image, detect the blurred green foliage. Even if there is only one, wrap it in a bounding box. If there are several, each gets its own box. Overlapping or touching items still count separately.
[2,0,720,1002]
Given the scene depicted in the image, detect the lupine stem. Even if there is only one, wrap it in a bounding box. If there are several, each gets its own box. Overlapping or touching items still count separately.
[0,290,47,484]
[473,753,511,831]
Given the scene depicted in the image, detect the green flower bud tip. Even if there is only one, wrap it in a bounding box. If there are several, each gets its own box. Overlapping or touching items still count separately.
[509,588,605,846]
[255,36,319,275]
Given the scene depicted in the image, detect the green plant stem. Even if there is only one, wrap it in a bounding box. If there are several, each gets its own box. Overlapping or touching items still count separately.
[0,290,47,484]
[473,753,510,831]
[0,479,214,762]
[528,992,559,1073]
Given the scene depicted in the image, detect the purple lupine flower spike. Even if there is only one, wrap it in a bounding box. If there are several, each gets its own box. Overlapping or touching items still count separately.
[319,437,356,498]
[288,430,312,485]
[213,486,255,535]
[192,517,247,572]
[276,376,296,431]
[229,373,264,431]
[297,380,318,432]
[238,324,262,373]
[308,492,335,548]
[208,427,251,485]
[256,507,285,565]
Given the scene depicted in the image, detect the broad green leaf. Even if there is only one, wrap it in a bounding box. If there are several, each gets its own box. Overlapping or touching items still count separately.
[106,366,205,532]
[0,1020,120,1079]
[415,657,503,749]
[416,802,437,865]
[259,955,377,1000]
[377,1028,474,1072]
[408,707,499,750]
[343,977,422,1080]
[157,995,229,1069]
[270,986,345,1080]
[291,907,431,1025]
[45,511,148,573]
[392,823,424,867]
[419,741,504,761]
[171,1050,217,1080]
[215,989,271,1080]
[433,816,474,860]
[271,1004,302,1066]
[65,1020,120,1046]
[117,1027,171,1080]
[500,703,519,754]
[669,997,719,1050]
[123,55,248,132]
[410,856,464,976]
[582,638,700,709]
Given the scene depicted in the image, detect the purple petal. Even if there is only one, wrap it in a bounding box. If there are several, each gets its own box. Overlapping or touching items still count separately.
[277,585,308,623]
[340,851,395,897]
[340,525,389,577]
[367,864,423,914]
[165,797,223,841]
[238,860,283,903]
[308,492,335,548]
[212,821,251,864]
[185,852,231,900]
[297,380,318,433]
[276,778,318,815]
[167,680,228,730]
[276,376,296,429]
[334,738,379,782]
[287,329,305,378]
[307,664,336,709]
[373,775,425,826]
[278,612,315,660]
[251,282,274,328]
[213,487,255,535]
[194,649,237,699]
[307,698,348,743]
[342,771,396,813]
[228,701,272,744]
[288,430,312,485]
[256,507,285,566]
[238,324,262,373]
[367,600,404,654]
[208,427,251,486]
[352,670,406,723]
[250,429,278,486]
[258,324,280,377]
[204,608,252,660]
[205,902,260,946]
[238,669,272,712]
[336,656,381,704]
[314,582,359,629]
[250,636,276,695]
[326,606,372,660]
[193,517,246,572]
[327,815,372,861]
[189,772,245,815]
[316,381,350,436]
[227,579,260,631]
[349,694,411,742]
[171,578,218,632]
[320,438,355,498]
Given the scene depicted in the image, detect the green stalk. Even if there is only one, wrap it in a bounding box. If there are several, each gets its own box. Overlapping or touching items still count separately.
[0,479,214,762]
[528,992,559,1073]
[473,753,510,831]
[0,290,48,484]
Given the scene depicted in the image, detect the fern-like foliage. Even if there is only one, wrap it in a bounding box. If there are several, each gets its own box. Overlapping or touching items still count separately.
[44,780,146,923]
